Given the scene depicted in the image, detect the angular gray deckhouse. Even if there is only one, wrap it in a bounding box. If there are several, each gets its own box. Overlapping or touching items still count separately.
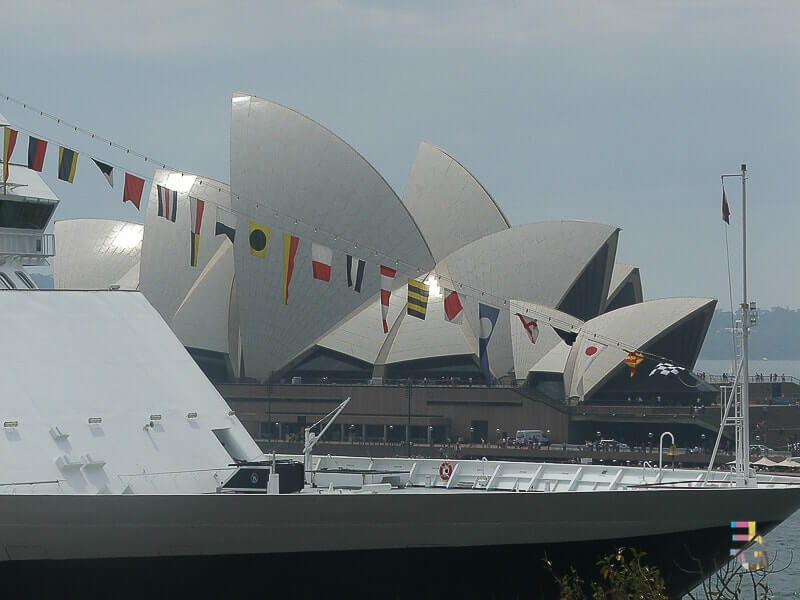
[1,110,799,599]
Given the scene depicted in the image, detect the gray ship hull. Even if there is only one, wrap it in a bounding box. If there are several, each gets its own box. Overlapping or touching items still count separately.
[1,486,798,598]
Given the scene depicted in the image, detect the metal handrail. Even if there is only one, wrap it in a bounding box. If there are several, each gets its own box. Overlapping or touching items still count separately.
[0,231,55,257]
[574,405,712,418]
[701,373,800,385]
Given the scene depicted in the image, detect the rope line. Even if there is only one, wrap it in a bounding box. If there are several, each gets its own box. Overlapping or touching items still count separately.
[1,92,704,373]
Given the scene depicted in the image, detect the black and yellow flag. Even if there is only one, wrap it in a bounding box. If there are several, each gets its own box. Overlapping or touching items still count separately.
[249,221,270,258]
[407,279,429,320]
[57,146,79,183]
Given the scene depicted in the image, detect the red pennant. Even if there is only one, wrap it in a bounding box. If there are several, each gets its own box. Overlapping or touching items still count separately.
[123,173,145,210]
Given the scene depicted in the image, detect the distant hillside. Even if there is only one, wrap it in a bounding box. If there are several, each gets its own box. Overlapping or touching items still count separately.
[699,307,800,360]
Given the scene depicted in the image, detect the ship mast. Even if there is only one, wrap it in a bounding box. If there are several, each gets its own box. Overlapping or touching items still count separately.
[726,164,754,486]
[706,164,755,487]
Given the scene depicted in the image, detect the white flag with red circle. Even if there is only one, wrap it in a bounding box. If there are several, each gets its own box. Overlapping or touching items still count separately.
[575,338,607,398]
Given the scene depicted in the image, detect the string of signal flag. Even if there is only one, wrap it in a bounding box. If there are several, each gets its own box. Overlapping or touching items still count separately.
[0,93,704,384]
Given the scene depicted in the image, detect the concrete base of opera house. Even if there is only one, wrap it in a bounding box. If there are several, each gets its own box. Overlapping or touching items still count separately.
[220,381,800,452]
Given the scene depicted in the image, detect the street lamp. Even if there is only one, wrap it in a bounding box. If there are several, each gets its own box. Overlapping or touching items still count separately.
[648,432,654,454]
[700,433,707,455]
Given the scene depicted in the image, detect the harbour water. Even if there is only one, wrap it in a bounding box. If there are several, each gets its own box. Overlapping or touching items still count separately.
[683,507,800,599]
[763,508,800,598]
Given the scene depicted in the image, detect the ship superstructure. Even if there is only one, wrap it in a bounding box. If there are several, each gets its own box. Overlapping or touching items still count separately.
[0,126,57,289]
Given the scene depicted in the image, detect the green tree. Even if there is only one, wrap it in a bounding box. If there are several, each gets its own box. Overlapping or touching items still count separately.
[547,547,668,600]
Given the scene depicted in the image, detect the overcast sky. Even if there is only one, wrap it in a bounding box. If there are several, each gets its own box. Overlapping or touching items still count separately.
[4,1,798,308]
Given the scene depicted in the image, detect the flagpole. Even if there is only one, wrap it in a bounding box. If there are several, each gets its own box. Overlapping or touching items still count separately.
[739,163,752,486]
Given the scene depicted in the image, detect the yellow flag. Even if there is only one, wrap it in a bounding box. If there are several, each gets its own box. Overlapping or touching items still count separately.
[249,221,270,258]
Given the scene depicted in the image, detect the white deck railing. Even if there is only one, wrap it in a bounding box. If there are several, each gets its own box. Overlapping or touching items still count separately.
[301,455,799,493]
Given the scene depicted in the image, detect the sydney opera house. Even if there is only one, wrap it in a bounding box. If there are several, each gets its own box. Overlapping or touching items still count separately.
[53,95,719,446]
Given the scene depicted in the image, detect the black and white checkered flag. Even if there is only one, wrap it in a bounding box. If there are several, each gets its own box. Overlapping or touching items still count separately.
[649,362,685,376]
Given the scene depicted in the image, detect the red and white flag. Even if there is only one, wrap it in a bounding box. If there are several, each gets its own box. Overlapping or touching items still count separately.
[577,339,606,375]
[443,288,463,324]
[380,265,397,333]
[311,243,332,282]
[514,313,539,344]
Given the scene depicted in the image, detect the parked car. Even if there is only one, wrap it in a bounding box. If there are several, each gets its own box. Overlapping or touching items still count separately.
[599,439,630,452]
[750,444,773,457]
[515,429,551,447]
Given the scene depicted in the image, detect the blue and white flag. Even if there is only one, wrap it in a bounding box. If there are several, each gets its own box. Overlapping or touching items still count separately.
[479,303,500,386]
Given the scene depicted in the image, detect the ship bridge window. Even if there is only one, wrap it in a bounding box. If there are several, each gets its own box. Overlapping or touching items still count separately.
[0,198,57,230]
[0,273,16,289]
[15,271,35,289]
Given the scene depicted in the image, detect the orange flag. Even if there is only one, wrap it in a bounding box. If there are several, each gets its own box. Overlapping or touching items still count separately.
[282,233,300,305]
[3,127,18,193]
[624,352,645,378]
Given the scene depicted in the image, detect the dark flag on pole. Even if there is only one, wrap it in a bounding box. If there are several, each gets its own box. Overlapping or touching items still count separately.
[722,187,730,224]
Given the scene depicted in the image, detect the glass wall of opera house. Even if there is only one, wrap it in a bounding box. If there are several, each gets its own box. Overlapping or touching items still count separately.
[53,95,719,445]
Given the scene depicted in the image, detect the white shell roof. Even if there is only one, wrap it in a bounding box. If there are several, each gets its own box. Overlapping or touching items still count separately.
[53,219,142,290]
[138,170,234,356]
[383,282,478,365]
[565,297,716,398]
[172,242,235,354]
[509,300,584,379]
[606,263,643,307]
[230,95,435,379]
[529,342,571,375]
[317,279,409,364]
[436,221,619,379]
[401,142,509,262]
[321,221,618,378]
